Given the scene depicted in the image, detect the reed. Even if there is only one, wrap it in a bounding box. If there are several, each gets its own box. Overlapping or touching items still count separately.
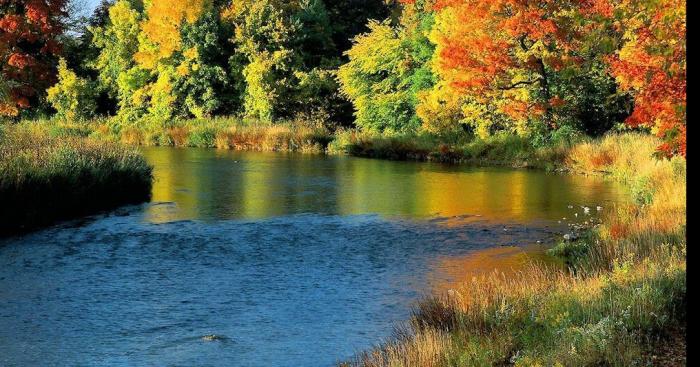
[0,123,153,236]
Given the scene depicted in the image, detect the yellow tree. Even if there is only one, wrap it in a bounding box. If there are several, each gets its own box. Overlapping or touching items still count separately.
[135,0,211,69]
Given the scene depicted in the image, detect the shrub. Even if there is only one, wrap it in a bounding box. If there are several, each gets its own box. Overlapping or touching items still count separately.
[46,59,97,121]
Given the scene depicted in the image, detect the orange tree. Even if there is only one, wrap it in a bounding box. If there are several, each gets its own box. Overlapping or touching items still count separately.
[589,0,686,157]
[0,0,67,117]
[427,0,583,137]
[423,0,635,140]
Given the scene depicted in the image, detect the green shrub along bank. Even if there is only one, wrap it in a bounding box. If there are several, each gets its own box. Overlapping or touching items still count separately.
[328,129,573,169]
[0,124,153,236]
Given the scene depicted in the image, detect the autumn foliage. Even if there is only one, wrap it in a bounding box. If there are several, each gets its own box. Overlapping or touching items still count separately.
[0,0,688,157]
[594,0,686,157]
[422,0,685,155]
[0,0,66,116]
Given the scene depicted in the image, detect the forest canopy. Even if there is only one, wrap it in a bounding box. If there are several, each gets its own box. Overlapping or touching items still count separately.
[0,0,686,156]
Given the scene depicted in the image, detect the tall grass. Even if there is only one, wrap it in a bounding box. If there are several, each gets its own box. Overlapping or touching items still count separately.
[79,117,333,153]
[329,129,570,169]
[346,133,686,366]
[1,123,153,236]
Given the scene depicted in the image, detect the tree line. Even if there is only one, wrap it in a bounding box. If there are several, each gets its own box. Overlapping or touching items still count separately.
[0,0,686,156]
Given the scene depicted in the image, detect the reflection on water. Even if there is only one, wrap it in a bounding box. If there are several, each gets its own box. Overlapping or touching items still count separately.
[0,148,622,367]
[144,148,619,224]
[428,245,560,294]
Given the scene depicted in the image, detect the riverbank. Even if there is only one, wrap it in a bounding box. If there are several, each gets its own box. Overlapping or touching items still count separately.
[1,119,686,363]
[0,124,153,236]
[39,118,334,153]
[20,118,574,169]
[328,129,571,170]
[344,134,686,366]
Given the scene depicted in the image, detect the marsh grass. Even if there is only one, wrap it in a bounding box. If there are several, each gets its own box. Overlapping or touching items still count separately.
[346,134,686,367]
[78,117,334,153]
[0,123,153,236]
[329,129,570,169]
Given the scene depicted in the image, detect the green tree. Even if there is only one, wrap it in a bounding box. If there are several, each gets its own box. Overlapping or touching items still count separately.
[176,10,234,117]
[47,58,96,120]
[90,0,146,120]
[337,3,434,134]
[224,0,302,121]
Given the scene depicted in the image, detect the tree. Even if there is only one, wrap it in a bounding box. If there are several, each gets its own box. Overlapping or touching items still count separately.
[134,0,209,68]
[175,10,231,118]
[590,0,685,157]
[426,0,595,138]
[90,0,145,120]
[224,0,342,122]
[338,20,417,132]
[337,0,435,133]
[46,58,96,120]
[0,0,68,117]
[325,0,392,54]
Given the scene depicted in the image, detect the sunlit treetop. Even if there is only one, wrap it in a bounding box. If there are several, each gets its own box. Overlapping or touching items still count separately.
[135,0,212,69]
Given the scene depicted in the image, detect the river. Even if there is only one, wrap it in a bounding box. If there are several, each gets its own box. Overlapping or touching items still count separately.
[0,148,621,366]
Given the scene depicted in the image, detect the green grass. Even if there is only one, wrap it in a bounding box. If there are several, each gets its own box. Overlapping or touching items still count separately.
[344,133,686,367]
[1,123,153,236]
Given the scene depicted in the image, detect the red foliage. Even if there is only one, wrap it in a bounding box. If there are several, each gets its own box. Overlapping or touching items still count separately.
[588,0,685,157]
[432,0,686,156]
[0,0,67,116]
[431,1,586,122]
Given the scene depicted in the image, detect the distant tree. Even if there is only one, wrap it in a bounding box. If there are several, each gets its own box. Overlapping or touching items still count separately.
[0,0,68,117]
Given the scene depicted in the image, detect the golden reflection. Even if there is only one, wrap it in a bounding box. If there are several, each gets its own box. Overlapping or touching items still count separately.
[240,153,277,218]
[141,147,622,224]
[428,245,561,294]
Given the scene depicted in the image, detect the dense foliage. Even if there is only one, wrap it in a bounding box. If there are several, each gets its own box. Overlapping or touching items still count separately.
[0,0,686,156]
[0,0,67,116]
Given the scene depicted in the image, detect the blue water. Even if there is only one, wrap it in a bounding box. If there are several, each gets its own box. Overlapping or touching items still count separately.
[0,148,621,366]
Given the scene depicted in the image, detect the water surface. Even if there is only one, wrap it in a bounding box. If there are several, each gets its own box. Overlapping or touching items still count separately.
[0,148,621,366]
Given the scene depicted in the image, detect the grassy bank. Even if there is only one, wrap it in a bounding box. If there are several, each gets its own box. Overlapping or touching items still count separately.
[344,134,686,366]
[27,118,593,172]
[0,124,153,236]
[26,118,571,169]
[328,129,572,170]
[38,117,334,153]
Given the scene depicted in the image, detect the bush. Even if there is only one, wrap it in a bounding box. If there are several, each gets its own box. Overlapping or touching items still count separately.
[46,59,97,121]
